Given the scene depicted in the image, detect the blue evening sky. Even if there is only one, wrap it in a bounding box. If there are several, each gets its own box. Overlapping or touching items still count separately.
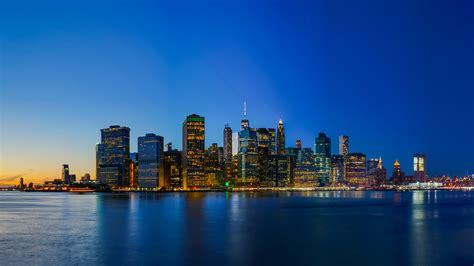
[1,0,473,181]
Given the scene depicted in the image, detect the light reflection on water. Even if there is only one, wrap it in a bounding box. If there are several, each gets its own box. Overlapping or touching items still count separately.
[0,191,473,266]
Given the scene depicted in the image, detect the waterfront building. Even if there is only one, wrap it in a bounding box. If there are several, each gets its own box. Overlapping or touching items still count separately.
[276,119,285,155]
[137,133,164,188]
[163,147,182,189]
[330,155,344,184]
[392,159,404,184]
[62,164,70,184]
[205,143,223,187]
[96,125,131,186]
[81,173,91,182]
[374,158,387,186]
[414,154,427,182]
[345,153,367,186]
[129,152,138,187]
[266,154,294,187]
[367,158,379,186]
[182,114,206,189]
[315,133,331,185]
[294,148,317,187]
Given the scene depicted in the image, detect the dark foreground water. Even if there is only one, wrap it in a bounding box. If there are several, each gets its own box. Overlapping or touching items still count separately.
[0,191,473,266]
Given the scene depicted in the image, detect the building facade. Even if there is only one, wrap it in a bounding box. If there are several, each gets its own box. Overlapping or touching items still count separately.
[345,153,367,186]
[96,125,131,186]
[137,133,164,188]
[413,154,427,182]
[315,133,331,185]
[182,114,206,189]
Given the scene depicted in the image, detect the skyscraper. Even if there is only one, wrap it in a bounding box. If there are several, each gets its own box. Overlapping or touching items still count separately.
[164,146,182,189]
[339,135,349,157]
[238,120,258,187]
[330,155,344,184]
[223,125,233,163]
[138,133,164,188]
[315,133,331,185]
[96,125,131,186]
[182,114,206,189]
[62,164,70,184]
[392,159,404,185]
[413,154,427,182]
[345,153,367,186]
[276,118,285,155]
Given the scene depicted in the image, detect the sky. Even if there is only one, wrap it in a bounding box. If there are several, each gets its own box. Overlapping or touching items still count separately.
[1,0,473,184]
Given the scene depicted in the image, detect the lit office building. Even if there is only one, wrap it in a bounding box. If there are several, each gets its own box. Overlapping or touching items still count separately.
[232,132,239,156]
[276,119,285,155]
[223,125,233,162]
[345,153,367,186]
[414,154,427,182]
[182,114,206,189]
[266,154,294,187]
[96,125,131,186]
[330,155,344,184]
[164,146,182,189]
[315,133,331,185]
[205,143,223,187]
[138,133,164,188]
[237,123,258,187]
[294,148,317,187]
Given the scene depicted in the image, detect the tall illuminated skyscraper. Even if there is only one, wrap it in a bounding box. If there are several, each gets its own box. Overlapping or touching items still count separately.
[339,135,349,157]
[238,119,258,186]
[137,133,164,188]
[223,125,233,162]
[182,114,206,189]
[315,132,331,185]
[276,118,285,155]
[413,154,427,181]
[96,125,131,186]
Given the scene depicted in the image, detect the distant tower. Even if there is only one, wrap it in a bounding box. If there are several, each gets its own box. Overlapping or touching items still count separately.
[413,154,427,182]
[392,159,403,184]
[182,114,206,189]
[223,125,233,162]
[339,135,349,157]
[295,139,302,150]
[276,118,285,155]
[62,164,70,184]
[241,101,249,130]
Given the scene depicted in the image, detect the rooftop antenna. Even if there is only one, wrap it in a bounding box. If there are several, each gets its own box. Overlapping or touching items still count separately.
[244,101,247,118]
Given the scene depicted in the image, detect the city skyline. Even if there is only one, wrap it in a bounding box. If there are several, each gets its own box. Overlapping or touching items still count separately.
[1,0,473,184]
[1,109,471,185]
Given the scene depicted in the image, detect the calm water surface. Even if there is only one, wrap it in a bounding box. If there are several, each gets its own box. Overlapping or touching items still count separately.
[0,191,473,265]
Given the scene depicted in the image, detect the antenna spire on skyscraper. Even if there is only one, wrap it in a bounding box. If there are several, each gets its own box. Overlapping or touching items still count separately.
[244,101,247,118]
